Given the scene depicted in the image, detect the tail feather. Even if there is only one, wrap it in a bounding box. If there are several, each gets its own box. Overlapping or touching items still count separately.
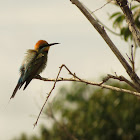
[10,77,24,99]
[23,78,32,90]
[19,81,25,89]
[10,83,21,99]
[11,76,33,99]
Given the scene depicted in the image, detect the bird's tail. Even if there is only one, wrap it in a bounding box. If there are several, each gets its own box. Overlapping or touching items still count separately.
[10,83,20,99]
[10,77,24,99]
[23,77,32,90]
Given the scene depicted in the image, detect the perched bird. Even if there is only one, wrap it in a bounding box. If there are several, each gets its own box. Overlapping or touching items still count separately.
[10,40,59,99]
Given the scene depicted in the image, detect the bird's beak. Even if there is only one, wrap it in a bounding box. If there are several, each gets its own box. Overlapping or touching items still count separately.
[47,43,60,47]
[43,43,60,51]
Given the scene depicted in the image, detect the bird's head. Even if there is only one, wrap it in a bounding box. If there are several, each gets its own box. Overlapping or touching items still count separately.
[34,40,59,52]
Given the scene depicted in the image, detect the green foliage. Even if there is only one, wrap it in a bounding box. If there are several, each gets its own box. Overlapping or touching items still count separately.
[109,5,140,42]
[13,134,28,140]
[12,82,140,140]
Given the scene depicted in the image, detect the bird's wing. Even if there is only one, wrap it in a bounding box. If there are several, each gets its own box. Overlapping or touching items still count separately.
[20,49,37,72]
[10,50,38,99]
[11,50,47,99]
[22,51,47,90]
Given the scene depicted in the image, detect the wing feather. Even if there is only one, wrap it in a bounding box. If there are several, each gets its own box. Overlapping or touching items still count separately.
[11,49,47,99]
[22,51,47,89]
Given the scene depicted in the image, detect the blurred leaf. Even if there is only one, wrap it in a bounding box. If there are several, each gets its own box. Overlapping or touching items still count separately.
[109,12,122,19]
[131,5,140,10]
[113,15,125,28]
[109,4,140,43]
[120,27,131,41]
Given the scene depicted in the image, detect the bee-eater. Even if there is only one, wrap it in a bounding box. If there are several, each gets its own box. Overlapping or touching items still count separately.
[10,40,59,99]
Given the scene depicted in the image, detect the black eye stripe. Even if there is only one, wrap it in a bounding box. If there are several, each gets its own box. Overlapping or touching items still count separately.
[39,45,48,50]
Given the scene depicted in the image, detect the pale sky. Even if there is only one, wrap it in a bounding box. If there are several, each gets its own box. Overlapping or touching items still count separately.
[0,0,140,140]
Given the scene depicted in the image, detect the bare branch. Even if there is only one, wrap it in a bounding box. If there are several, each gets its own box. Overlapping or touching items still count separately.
[34,65,140,97]
[69,0,140,91]
[35,75,140,97]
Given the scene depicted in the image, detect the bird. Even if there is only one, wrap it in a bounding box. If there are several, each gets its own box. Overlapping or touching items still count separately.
[10,40,59,99]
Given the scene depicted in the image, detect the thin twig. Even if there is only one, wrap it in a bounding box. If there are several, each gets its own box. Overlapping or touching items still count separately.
[33,65,65,127]
[126,45,135,72]
[131,45,135,71]
[126,53,131,63]
[79,0,120,36]
[91,0,113,14]
[102,74,139,90]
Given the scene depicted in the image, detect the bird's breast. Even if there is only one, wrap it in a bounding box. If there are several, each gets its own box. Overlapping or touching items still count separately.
[22,50,48,75]
[36,54,48,74]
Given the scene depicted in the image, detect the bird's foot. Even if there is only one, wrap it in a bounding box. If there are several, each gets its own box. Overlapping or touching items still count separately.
[35,74,42,79]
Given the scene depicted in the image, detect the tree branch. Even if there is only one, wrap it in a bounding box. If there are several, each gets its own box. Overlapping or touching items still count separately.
[35,65,140,97]
[70,0,140,91]
[115,0,140,46]
[35,76,140,96]
[34,64,140,127]
[102,74,140,91]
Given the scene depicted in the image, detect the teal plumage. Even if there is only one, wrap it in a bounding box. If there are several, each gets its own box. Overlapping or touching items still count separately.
[11,40,59,99]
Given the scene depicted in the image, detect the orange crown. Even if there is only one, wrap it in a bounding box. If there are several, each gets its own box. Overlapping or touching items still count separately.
[34,40,48,50]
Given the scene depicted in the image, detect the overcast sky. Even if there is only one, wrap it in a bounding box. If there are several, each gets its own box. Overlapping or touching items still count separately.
[0,0,140,140]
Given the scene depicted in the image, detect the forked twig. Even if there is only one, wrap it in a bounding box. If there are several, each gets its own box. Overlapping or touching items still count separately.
[126,45,135,72]
[101,74,139,91]
[33,64,65,127]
